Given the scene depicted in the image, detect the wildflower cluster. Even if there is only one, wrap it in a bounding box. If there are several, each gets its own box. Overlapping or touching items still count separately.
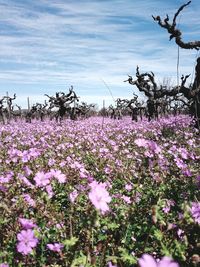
[0,115,199,266]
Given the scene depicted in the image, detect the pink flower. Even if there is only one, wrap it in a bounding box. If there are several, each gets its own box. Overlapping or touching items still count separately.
[47,243,64,252]
[69,190,78,203]
[104,167,111,174]
[163,206,170,214]
[177,229,184,239]
[121,195,131,204]
[34,171,51,187]
[134,138,148,148]
[17,229,38,255]
[0,264,9,267]
[19,218,37,229]
[108,262,117,267]
[50,169,66,183]
[138,254,157,267]
[125,184,132,191]
[178,148,188,160]
[135,139,161,154]
[55,223,64,229]
[46,184,54,198]
[48,158,55,166]
[88,181,111,214]
[138,254,179,267]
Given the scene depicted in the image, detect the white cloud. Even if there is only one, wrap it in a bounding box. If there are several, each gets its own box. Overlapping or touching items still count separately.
[0,0,199,107]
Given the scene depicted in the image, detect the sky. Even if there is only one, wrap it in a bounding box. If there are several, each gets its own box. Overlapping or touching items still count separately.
[0,0,200,109]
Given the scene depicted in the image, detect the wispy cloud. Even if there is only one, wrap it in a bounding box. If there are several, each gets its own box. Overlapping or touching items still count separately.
[0,0,199,108]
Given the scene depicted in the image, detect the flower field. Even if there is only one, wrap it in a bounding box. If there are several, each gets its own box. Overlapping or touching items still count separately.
[0,115,199,267]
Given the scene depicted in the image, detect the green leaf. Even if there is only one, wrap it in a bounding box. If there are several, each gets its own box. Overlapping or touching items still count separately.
[154,229,163,241]
[63,236,78,249]
[160,242,171,256]
[107,222,120,230]
[71,252,87,266]
[118,247,137,264]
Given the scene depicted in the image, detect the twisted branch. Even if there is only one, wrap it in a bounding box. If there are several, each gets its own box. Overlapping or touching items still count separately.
[153,1,200,50]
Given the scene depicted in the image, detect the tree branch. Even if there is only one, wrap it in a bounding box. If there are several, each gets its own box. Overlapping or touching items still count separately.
[153,1,200,50]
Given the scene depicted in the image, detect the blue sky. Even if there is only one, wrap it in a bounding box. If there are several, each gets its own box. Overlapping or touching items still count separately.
[0,0,200,108]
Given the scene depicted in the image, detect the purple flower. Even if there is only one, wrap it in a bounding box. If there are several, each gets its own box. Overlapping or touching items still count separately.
[182,168,192,177]
[21,151,31,163]
[138,254,179,267]
[23,194,36,207]
[19,218,37,229]
[0,173,13,183]
[23,166,32,176]
[190,202,200,224]
[47,243,64,252]
[147,140,161,154]
[17,229,38,255]
[18,174,34,188]
[0,264,9,267]
[0,185,7,192]
[28,147,40,158]
[162,200,175,214]
[174,157,187,170]
[196,175,200,188]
